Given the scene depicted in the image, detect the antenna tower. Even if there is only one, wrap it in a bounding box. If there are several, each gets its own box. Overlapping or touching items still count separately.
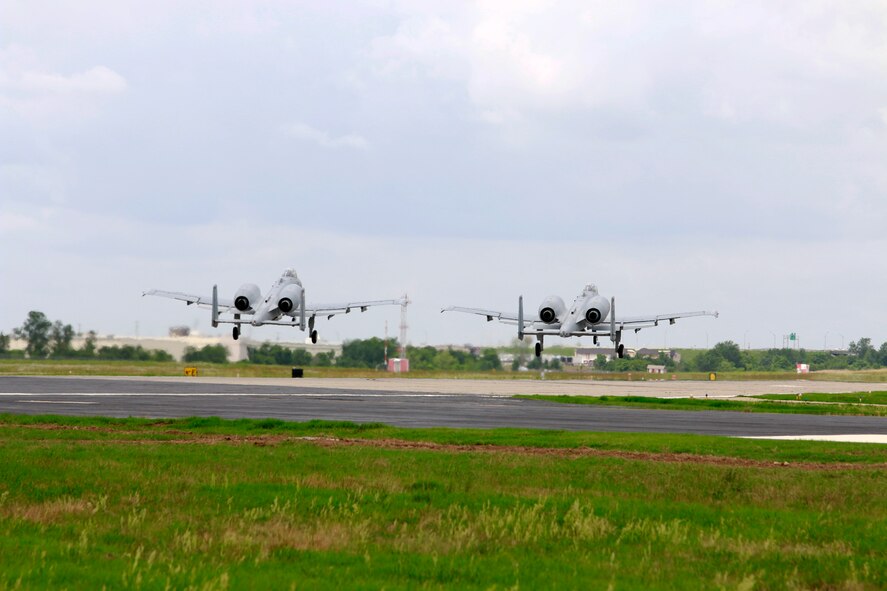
[399,293,410,359]
[383,320,389,365]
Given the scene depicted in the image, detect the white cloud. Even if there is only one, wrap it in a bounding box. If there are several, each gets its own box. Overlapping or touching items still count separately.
[0,47,127,125]
[283,122,369,150]
[366,1,887,132]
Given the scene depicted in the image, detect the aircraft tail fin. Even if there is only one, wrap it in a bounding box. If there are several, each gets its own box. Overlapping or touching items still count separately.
[211,285,220,328]
[299,287,306,331]
[518,295,524,341]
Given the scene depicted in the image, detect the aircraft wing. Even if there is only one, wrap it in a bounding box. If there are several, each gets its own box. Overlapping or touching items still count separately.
[566,310,719,335]
[616,310,719,327]
[142,289,238,313]
[308,298,403,318]
[441,306,542,326]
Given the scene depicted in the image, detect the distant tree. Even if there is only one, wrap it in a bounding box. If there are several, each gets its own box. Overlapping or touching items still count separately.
[98,345,149,361]
[879,342,887,367]
[755,349,797,371]
[183,344,229,364]
[848,338,879,368]
[247,343,300,365]
[313,351,334,367]
[14,311,53,358]
[526,356,543,370]
[0,332,9,355]
[433,350,458,371]
[151,350,174,362]
[477,348,502,371]
[81,331,98,358]
[291,349,312,366]
[338,337,394,368]
[49,321,75,358]
[847,338,871,357]
[406,346,438,370]
[711,341,743,369]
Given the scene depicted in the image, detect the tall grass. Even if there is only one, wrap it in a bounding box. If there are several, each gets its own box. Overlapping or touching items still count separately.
[0,418,884,589]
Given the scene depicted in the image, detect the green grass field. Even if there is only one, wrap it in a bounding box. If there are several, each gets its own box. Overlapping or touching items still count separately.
[514,394,887,416]
[757,392,887,405]
[0,415,885,590]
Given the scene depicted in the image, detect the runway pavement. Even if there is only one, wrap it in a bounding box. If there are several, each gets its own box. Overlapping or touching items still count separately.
[0,376,885,438]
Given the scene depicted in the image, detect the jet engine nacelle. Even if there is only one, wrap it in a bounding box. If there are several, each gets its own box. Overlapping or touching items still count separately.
[584,295,611,324]
[538,295,566,324]
[233,283,261,312]
[277,284,303,315]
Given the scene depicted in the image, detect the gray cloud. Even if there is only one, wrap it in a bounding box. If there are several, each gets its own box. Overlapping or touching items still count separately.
[1,1,885,347]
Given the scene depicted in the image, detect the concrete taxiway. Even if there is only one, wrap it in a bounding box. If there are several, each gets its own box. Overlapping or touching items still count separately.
[1,376,885,440]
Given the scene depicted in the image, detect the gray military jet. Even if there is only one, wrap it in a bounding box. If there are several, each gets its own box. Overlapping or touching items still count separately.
[443,284,717,358]
[144,268,403,341]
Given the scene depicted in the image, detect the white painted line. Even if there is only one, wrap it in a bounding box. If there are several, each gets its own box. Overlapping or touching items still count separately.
[17,400,98,405]
[740,434,887,444]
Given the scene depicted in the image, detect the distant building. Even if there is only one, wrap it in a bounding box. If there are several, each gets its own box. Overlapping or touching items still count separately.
[635,348,682,363]
[8,334,341,362]
[574,347,629,365]
[574,347,679,367]
[387,358,410,373]
[646,364,666,374]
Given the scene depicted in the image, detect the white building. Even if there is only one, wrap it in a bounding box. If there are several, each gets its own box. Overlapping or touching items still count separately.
[7,334,341,362]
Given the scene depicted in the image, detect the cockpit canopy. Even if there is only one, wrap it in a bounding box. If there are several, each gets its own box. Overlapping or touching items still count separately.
[280,268,302,286]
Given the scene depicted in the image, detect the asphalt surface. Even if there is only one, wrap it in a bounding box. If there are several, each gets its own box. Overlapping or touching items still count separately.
[1,376,885,437]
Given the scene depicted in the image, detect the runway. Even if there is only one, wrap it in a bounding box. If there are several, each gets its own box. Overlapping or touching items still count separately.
[1,376,885,438]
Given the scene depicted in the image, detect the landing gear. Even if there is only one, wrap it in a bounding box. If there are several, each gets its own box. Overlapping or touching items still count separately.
[617,344,625,359]
[535,338,543,358]
[310,330,318,344]
[233,326,240,341]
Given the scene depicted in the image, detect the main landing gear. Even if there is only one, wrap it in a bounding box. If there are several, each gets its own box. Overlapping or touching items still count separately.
[616,343,625,358]
[232,326,240,341]
[310,330,318,344]
[535,336,544,357]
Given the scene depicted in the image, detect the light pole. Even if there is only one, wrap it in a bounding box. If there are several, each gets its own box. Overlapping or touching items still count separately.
[743,331,749,350]
[769,332,777,349]
[824,332,829,351]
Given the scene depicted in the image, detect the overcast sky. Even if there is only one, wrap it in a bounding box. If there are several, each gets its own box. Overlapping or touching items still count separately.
[2,1,886,350]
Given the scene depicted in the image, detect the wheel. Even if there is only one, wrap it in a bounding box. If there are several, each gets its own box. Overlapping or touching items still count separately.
[617,344,624,359]
[535,342,542,357]
[311,330,318,344]
[233,326,240,340]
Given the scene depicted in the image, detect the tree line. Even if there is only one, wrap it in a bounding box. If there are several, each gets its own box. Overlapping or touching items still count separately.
[246,338,503,371]
[592,339,887,373]
[1,311,173,362]
[5,311,885,372]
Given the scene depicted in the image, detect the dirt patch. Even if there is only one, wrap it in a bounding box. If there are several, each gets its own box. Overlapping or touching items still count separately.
[297,436,887,471]
[4,423,885,470]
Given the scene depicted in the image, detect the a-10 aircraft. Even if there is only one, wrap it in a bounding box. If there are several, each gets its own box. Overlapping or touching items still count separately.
[443,284,718,358]
[144,269,404,342]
